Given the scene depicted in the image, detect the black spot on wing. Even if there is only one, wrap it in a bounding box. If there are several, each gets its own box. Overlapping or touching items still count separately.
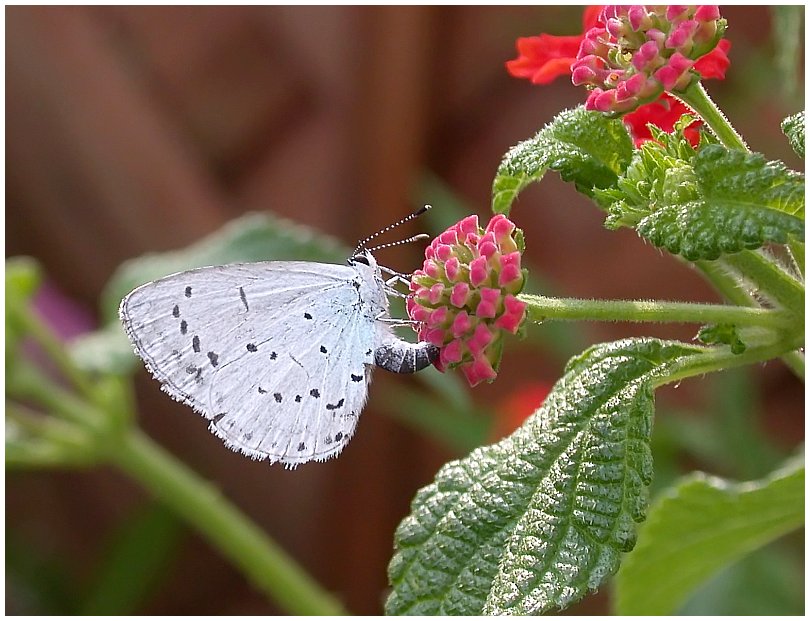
[258,387,267,394]
[185,286,192,298]
[325,398,345,411]
[304,312,312,320]
[310,388,320,398]
[239,286,249,312]
[246,343,258,352]
[320,345,327,354]
[270,352,277,360]
[172,305,180,318]
[334,432,343,442]
[180,320,188,335]
[298,442,306,452]
[192,335,200,353]
[351,373,363,382]
[208,351,219,367]
[273,393,282,403]
[212,413,225,423]
[295,395,302,403]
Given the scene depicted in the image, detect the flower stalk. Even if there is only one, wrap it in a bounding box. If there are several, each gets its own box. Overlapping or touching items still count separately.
[520,293,796,330]
[674,81,748,151]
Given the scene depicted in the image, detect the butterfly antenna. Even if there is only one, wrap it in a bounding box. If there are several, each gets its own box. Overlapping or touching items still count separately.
[365,234,430,253]
[353,204,432,256]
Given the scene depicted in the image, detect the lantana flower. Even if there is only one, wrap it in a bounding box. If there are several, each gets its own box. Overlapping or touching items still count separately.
[407,215,527,387]
[506,5,731,146]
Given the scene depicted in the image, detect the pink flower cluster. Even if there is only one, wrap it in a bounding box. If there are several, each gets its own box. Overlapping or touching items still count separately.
[407,214,527,387]
[571,5,726,114]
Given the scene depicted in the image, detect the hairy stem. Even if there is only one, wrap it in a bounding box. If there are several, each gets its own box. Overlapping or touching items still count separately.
[519,293,793,329]
[112,429,347,616]
[675,82,749,152]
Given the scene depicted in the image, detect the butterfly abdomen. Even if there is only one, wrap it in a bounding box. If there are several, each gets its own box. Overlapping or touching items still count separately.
[375,340,438,374]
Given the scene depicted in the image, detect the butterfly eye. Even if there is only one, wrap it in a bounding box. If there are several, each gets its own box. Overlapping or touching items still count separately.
[351,254,370,266]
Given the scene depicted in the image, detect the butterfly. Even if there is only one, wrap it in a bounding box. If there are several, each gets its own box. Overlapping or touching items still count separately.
[119,209,437,467]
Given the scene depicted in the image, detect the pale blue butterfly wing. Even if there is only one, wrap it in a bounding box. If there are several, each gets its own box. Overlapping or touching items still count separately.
[120,260,384,466]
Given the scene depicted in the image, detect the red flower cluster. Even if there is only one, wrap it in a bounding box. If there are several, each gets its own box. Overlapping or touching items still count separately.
[506,5,730,146]
[407,215,527,387]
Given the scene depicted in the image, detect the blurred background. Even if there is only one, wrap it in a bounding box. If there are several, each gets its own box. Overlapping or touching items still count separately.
[6,5,804,615]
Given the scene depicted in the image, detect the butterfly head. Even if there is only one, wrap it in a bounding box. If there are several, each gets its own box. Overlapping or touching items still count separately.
[348,249,378,270]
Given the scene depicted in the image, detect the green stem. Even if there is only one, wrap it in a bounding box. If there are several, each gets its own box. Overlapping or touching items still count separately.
[675,82,749,151]
[8,300,96,400]
[518,293,792,329]
[694,259,805,381]
[112,429,347,616]
[722,250,805,313]
[655,331,804,388]
[7,363,106,430]
[787,240,805,279]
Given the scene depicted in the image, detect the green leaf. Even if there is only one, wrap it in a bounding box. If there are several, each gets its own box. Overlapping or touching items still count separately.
[69,212,348,374]
[491,107,634,215]
[781,111,805,159]
[605,141,805,260]
[634,201,804,261]
[613,455,804,615]
[386,338,701,615]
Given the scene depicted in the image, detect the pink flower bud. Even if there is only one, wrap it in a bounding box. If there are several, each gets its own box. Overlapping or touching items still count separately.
[572,64,598,86]
[423,327,446,347]
[632,40,662,71]
[498,251,523,288]
[428,283,444,304]
[457,214,479,236]
[627,5,650,30]
[467,323,494,356]
[461,355,498,387]
[424,260,441,279]
[408,214,527,386]
[450,282,471,308]
[666,5,689,22]
[476,288,501,318]
[494,295,528,334]
[478,239,498,260]
[407,297,431,322]
[451,311,473,338]
[441,339,464,366]
[666,20,698,50]
[428,306,449,327]
[694,5,720,21]
[435,243,453,262]
[469,256,489,287]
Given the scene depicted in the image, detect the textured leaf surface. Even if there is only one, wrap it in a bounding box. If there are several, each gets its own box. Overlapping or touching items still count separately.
[604,139,805,260]
[70,212,347,374]
[634,201,804,261]
[614,455,804,615]
[491,107,633,215]
[781,111,804,159]
[386,338,701,615]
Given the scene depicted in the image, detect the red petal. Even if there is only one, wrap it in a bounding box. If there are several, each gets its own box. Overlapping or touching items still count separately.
[623,95,702,147]
[694,39,731,80]
[506,34,584,84]
[582,5,605,30]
